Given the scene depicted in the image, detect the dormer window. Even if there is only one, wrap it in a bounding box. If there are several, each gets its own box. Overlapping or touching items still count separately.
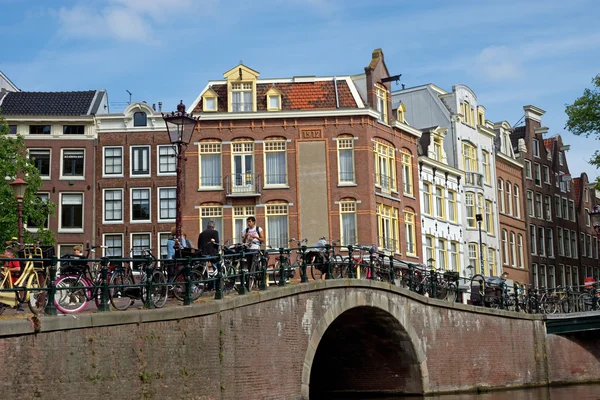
[134,112,147,127]
[477,106,485,126]
[375,84,387,123]
[232,83,253,112]
[202,87,219,112]
[397,103,406,123]
[266,86,282,111]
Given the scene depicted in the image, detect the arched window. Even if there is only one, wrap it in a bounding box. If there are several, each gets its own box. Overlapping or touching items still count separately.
[502,230,509,265]
[404,208,416,256]
[514,184,520,218]
[506,181,513,216]
[510,232,516,267]
[498,178,505,213]
[133,111,147,127]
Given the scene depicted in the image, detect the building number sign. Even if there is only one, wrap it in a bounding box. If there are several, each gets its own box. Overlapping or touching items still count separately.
[301,129,323,139]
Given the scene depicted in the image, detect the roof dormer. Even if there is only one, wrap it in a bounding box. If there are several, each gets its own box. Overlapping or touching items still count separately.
[265,85,282,111]
[202,87,219,112]
[223,64,260,113]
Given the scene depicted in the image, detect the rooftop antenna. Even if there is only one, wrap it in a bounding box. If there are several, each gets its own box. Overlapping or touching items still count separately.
[126,90,132,105]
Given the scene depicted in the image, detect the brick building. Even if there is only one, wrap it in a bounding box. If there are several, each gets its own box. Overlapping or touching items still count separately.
[494,120,529,284]
[573,173,600,282]
[184,49,422,260]
[512,106,579,288]
[0,89,108,256]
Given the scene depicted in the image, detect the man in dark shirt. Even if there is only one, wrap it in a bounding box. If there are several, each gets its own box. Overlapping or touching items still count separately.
[197,221,219,256]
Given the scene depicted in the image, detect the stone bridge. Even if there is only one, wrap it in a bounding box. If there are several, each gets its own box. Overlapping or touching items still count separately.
[1,280,599,400]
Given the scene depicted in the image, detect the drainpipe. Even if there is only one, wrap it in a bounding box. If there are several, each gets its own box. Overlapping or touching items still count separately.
[333,76,339,109]
[92,115,98,247]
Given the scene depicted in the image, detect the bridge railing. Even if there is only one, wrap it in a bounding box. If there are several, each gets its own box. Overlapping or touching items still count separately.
[1,244,598,317]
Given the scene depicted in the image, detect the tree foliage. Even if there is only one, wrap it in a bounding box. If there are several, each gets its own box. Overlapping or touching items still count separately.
[0,114,55,247]
[565,74,600,186]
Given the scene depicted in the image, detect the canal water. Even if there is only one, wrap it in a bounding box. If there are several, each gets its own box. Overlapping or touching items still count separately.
[330,383,600,399]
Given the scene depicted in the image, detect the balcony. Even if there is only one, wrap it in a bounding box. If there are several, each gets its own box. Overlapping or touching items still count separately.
[231,103,253,112]
[464,172,484,188]
[225,173,261,197]
[376,173,394,195]
[378,236,398,253]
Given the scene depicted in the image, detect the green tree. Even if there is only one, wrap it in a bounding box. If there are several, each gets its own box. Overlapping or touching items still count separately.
[0,113,55,247]
[565,74,600,185]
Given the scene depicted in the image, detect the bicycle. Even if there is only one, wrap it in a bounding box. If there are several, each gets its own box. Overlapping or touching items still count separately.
[0,242,48,315]
[305,237,344,280]
[470,274,486,307]
[269,238,307,284]
[109,248,168,310]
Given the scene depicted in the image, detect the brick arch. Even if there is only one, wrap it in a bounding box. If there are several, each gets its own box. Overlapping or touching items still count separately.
[301,291,429,399]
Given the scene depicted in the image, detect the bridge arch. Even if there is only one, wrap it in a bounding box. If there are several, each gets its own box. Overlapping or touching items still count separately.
[301,290,429,399]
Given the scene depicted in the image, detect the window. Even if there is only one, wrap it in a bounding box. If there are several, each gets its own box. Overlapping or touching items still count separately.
[26,193,49,229]
[571,230,577,258]
[568,200,575,222]
[131,146,150,176]
[377,204,399,253]
[532,139,540,158]
[581,232,586,257]
[131,233,151,256]
[586,208,591,226]
[266,203,289,249]
[231,141,255,192]
[508,232,516,267]
[487,248,496,277]
[340,201,358,246]
[158,187,176,221]
[450,241,460,272]
[103,234,123,257]
[465,192,475,228]
[103,189,123,223]
[534,163,541,186]
[477,193,484,227]
[30,125,51,135]
[131,188,150,222]
[559,151,564,166]
[423,182,432,215]
[204,97,217,112]
[268,94,280,110]
[60,193,83,230]
[233,206,255,243]
[231,82,253,112]
[559,264,566,287]
[557,228,564,256]
[538,227,545,256]
[401,151,413,195]
[547,229,554,258]
[502,230,509,265]
[425,236,434,266]
[199,205,223,236]
[506,182,513,216]
[514,185,520,218]
[198,142,222,188]
[8,125,17,134]
[158,145,176,175]
[555,173,559,188]
[404,209,416,256]
[432,137,442,162]
[62,149,84,177]
[524,160,532,179]
[482,151,490,184]
[527,190,534,217]
[468,243,478,274]
[561,197,568,218]
[544,196,552,221]
[63,125,85,135]
[30,149,50,178]
[447,190,457,223]
[535,193,542,219]
[264,139,287,185]
[588,235,593,259]
[539,264,547,288]
[585,188,589,203]
[560,173,566,192]
[337,137,355,184]
[133,112,147,127]
[435,186,445,219]
[159,233,170,260]
[104,147,123,176]
[532,264,538,288]
[555,195,562,219]
[595,237,599,260]
[543,165,550,184]
[374,141,396,192]
[462,142,477,172]
[437,239,448,270]
[530,225,537,255]
[517,234,524,268]
[564,229,571,258]
[375,85,387,122]
[485,200,494,234]
[498,179,505,213]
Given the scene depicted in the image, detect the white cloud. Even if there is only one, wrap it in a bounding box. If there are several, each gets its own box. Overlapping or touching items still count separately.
[474,46,524,81]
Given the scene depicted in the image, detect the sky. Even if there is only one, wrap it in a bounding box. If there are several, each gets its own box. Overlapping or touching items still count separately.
[1,0,599,180]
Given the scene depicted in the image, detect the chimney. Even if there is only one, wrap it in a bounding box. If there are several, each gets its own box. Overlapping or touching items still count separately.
[158,102,163,112]
[401,84,405,90]
[152,103,156,111]
[523,105,545,123]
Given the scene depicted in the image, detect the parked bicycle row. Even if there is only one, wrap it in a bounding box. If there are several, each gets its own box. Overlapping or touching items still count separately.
[1,239,599,316]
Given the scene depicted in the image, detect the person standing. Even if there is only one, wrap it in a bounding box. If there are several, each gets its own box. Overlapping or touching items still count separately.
[242,217,264,271]
[166,227,178,260]
[198,221,219,256]
[182,233,193,249]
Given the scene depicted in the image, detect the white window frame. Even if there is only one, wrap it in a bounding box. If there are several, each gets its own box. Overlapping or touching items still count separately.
[60,148,85,180]
[157,187,176,223]
[233,206,255,244]
[58,192,84,233]
[29,148,52,180]
[263,139,288,187]
[337,137,356,185]
[265,203,290,249]
[103,146,124,178]
[157,145,177,176]
[524,160,532,179]
[130,145,151,178]
[102,233,124,257]
[131,232,152,257]
[340,201,358,247]
[532,139,540,158]
[103,188,124,224]
[198,142,223,189]
[130,187,151,223]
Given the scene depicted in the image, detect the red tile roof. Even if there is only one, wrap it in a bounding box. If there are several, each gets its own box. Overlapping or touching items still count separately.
[193,80,358,113]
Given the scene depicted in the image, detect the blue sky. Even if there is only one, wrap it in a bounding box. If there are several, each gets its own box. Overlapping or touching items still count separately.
[1,0,599,179]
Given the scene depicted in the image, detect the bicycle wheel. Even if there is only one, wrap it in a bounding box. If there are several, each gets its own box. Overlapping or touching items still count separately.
[445,282,457,302]
[147,270,168,308]
[435,281,448,300]
[470,274,486,306]
[109,271,135,311]
[577,293,593,312]
[309,256,323,281]
[222,263,237,295]
[330,255,344,279]
[272,261,283,285]
[54,275,90,314]
[28,271,48,315]
[172,269,204,302]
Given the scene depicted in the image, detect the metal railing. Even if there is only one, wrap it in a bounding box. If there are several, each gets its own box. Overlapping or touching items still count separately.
[464,171,484,187]
[225,173,261,196]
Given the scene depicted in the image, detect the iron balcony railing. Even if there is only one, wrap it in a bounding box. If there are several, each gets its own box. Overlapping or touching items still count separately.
[264,173,288,186]
[376,173,394,194]
[231,103,253,112]
[378,236,398,253]
[225,173,261,196]
[464,171,484,188]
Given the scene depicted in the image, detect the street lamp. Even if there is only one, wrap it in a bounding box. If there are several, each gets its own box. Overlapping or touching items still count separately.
[162,101,198,240]
[588,205,600,238]
[10,177,28,244]
[476,213,484,275]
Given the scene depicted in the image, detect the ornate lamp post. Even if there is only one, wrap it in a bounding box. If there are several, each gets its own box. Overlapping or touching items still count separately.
[476,213,484,275]
[162,101,198,240]
[10,177,28,244]
[589,205,600,238]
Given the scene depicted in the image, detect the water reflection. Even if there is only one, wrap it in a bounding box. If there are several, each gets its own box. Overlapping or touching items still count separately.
[330,384,600,400]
